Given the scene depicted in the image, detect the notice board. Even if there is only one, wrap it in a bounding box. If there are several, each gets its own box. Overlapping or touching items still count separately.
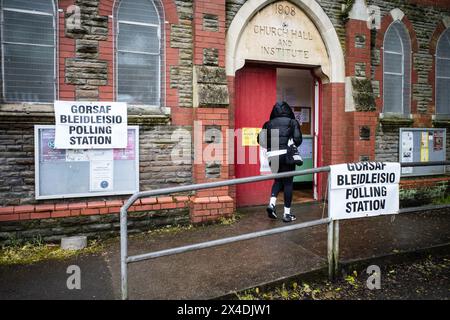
[399,128,446,176]
[35,125,139,199]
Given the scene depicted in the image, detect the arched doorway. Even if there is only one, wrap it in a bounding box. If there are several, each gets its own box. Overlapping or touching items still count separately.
[227,0,345,207]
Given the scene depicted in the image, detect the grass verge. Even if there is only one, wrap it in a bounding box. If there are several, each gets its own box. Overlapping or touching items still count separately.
[0,238,103,266]
[235,253,450,300]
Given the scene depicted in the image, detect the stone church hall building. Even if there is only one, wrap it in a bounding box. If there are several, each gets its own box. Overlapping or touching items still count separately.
[1,0,450,242]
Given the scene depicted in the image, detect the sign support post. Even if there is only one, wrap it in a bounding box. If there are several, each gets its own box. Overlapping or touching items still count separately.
[333,220,340,278]
[327,174,340,280]
[327,219,334,280]
[327,220,340,280]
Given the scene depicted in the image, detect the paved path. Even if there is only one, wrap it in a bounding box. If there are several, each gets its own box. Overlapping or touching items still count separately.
[1,202,449,299]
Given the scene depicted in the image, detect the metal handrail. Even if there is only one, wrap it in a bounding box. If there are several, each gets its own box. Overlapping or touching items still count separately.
[127,218,331,264]
[119,161,450,299]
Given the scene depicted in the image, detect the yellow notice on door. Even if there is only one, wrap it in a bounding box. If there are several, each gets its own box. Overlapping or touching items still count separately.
[242,128,261,146]
[420,132,429,162]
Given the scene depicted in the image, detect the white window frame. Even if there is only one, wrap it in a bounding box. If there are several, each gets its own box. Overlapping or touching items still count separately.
[382,21,411,116]
[115,0,163,107]
[436,28,450,117]
[0,0,57,104]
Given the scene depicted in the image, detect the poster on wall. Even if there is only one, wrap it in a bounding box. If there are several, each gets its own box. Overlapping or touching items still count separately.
[401,131,413,174]
[434,131,443,151]
[114,130,136,160]
[242,128,261,147]
[420,132,429,162]
[90,149,113,161]
[41,129,66,162]
[66,149,89,162]
[89,160,113,192]
[300,108,310,124]
[88,150,116,192]
[293,108,310,125]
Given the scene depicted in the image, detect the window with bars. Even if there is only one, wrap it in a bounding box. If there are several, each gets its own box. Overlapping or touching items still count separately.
[383,21,411,115]
[116,0,163,106]
[0,0,56,103]
[436,28,450,117]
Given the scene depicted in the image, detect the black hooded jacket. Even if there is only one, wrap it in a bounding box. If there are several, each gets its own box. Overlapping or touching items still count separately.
[257,101,302,152]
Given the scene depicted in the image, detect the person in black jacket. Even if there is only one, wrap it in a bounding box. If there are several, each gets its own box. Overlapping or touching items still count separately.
[257,101,302,222]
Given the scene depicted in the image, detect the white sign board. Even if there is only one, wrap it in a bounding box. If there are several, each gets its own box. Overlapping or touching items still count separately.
[259,147,271,174]
[329,162,400,220]
[54,101,127,149]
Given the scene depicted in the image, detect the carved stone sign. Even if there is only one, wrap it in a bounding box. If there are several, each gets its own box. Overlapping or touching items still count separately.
[236,1,330,78]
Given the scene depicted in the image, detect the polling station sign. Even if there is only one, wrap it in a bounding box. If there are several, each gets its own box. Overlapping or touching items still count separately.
[328,162,401,220]
[54,101,127,149]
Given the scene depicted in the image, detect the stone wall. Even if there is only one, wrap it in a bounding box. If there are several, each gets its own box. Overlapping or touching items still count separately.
[374,123,400,162]
[170,0,194,108]
[65,0,110,100]
[0,0,195,209]
[369,1,449,160]
[0,208,189,245]
[139,125,193,189]
[226,0,246,29]
[0,121,192,206]
[369,0,445,114]
[0,123,35,206]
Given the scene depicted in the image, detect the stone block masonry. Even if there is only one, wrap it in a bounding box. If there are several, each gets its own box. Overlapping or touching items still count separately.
[0,207,190,245]
[65,0,109,101]
[0,0,233,240]
[0,122,192,207]
[0,195,234,244]
[170,0,194,108]
[369,0,446,161]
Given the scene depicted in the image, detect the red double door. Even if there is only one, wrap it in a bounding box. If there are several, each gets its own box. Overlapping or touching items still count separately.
[235,66,276,207]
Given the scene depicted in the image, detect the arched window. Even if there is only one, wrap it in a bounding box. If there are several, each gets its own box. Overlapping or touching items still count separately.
[116,0,164,106]
[0,0,56,102]
[436,28,450,116]
[383,21,411,115]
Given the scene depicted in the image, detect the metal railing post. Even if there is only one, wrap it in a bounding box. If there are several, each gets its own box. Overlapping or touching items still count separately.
[326,173,336,280]
[327,220,335,280]
[327,219,340,280]
[120,207,128,300]
[333,220,340,277]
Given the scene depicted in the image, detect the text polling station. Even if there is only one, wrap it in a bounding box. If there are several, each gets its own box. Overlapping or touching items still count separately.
[328,162,401,220]
[54,101,127,149]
